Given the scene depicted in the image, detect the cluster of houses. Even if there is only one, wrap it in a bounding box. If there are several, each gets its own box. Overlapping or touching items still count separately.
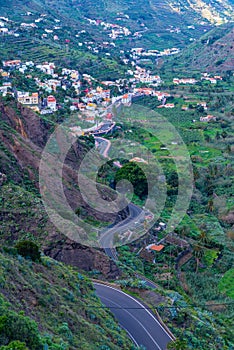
[0,57,219,124]
[0,59,160,120]
[0,16,19,37]
[16,91,56,113]
[0,10,184,71]
[86,17,131,40]
[173,77,198,85]
[131,47,180,59]
[182,101,208,111]
[132,66,162,85]
[1,59,83,114]
[111,86,172,108]
[173,73,223,85]
[201,73,223,84]
[200,114,216,122]
[0,59,78,114]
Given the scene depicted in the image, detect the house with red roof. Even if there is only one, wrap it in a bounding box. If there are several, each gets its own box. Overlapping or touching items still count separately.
[47,95,57,111]
[146,244,165,252]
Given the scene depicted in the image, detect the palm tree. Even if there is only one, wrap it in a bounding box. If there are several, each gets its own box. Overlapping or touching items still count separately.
[207,199,214,213]
[198,230,210,245]
[193,243,205,273]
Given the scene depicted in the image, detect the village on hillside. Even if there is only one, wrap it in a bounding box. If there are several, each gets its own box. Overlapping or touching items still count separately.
[0,58,221,125]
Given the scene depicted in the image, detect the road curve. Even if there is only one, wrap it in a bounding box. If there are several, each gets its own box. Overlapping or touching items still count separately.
[95,136,112,158]
[94,283,173,350]
[95,129,159,287]
[94,125,173,347]
[99,202,144,251]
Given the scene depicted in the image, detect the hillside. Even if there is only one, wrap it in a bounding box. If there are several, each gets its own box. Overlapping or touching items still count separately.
[0,96,125,278]
[1,0,233,26]
[0,250,134,349]
[0,0,233,60]
[0,0,233,82]
[164,23,234,72]
[0,2,234,349]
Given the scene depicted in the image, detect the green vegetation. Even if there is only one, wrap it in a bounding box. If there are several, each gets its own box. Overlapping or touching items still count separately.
[0,0,233,72]
[219,268,234,299]
[115,162,148,200]
[165,23,234,73]
[0,251,135,349]
[0,341,28,350]
[15,240,41,262]
[109,74,234,348]
[0,1,233,348]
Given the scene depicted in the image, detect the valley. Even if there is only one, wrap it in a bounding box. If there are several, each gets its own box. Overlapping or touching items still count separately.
[0,1,234,350]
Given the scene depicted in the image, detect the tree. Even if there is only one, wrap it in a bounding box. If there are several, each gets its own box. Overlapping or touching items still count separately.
[114,162,148,200]
[0,313,41,349]
[226,145,231,154]
[221,131,228,139]
[15,240,41,262]
[204,134,211,143]
[196,105,204,114]
[207,199,214,213]
[193,243,205,273]
[204,175,214,196]
[179,225,190,238]
[198,229,210,245]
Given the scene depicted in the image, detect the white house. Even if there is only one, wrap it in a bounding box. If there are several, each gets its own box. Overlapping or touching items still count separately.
[47,95,57,111]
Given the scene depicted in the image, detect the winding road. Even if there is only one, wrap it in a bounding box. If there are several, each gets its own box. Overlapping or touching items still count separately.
[94,283,173,350]
[99,202,144,259]
[95,134,146,257]
[94,125,174,349]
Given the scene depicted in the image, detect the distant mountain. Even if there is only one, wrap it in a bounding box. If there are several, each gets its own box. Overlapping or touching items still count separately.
[165,23,234,72]
[0,0,234,51]
[2,0,233,24]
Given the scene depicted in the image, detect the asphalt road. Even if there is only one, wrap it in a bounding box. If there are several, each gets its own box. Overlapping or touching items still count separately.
[95,129,158,288]
[92,122,115,135]
[95,136,111,158]
[99,202,144,253]
[95,129,145,254]
[95,135,146,257]
[94,283,173,350]
[94,122,173,347]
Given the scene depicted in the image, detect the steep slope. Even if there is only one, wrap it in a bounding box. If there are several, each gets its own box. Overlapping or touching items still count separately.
[165,0,234,24]
[0,97,124,277]
[1,0,233,25]
[0,250,134,349]
[165,23,234,72]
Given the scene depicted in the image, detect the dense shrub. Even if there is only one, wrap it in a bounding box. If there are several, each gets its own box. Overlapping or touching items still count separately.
[15,240,41,262]
[0,313,41,349]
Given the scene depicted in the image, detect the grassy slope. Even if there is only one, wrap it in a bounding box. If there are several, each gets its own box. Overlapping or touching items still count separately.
[0,250,134,349]
[164,23,234,72]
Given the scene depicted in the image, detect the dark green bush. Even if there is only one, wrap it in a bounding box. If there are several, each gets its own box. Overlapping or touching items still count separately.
[15,241,41,262]
[0,313,41,349]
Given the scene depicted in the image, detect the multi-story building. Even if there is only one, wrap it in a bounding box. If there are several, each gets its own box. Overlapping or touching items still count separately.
[47,95,57,111]
[18,92,39,105]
